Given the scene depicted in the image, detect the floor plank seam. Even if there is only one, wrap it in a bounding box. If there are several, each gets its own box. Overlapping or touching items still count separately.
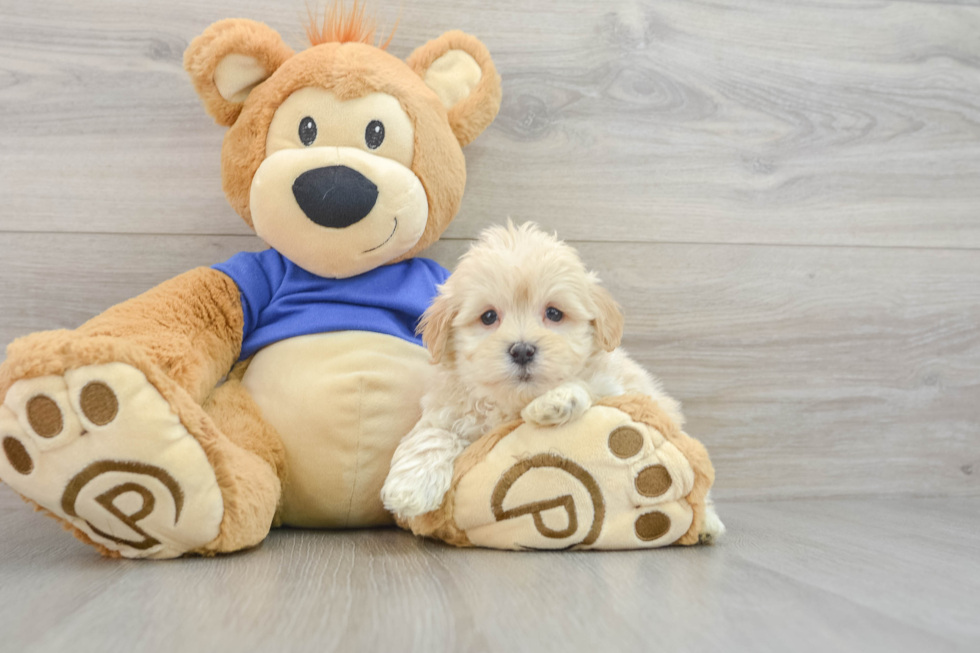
[2,230,980,254]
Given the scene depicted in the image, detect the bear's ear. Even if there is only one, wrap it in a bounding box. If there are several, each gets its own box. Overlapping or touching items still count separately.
[184,19,294,127]
[407,31,502,147]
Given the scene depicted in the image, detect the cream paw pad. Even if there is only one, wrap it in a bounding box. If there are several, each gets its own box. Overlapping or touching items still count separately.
[0,363,224,559]
[404,395,715,550]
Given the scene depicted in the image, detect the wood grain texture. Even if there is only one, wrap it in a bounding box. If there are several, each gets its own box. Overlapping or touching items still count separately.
[2,1,979,648]
[1,0,979,246]
[1,234,977,501]
[0,489,976,653]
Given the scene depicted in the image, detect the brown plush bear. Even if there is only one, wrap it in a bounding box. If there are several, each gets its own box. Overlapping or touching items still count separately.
[0,10,716,557]
[0,14,502,558]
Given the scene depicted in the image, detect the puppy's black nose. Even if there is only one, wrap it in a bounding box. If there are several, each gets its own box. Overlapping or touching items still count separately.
[292,165,379,229]
[509,342,536,366]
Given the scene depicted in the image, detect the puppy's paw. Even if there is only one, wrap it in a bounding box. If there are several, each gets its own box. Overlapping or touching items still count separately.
[381,462,455,519]
[698,502,726,545]
[522,383,592,427]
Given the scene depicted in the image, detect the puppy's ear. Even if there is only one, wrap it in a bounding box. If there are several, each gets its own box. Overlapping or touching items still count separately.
[591,284,624,352]
[418,288,456,364]
[407,31,502,147]
[184,19,294,126]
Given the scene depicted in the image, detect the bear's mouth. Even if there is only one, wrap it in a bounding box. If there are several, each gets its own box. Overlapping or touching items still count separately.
[362,217,398,254]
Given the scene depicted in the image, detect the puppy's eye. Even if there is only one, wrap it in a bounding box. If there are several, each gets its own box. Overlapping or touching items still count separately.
[480,310,498,326]
[299,117,317,146]
[365,120,385,149]
[545,307,564,323]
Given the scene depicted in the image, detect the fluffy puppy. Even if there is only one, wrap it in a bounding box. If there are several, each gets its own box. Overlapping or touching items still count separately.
[381,222,724,540]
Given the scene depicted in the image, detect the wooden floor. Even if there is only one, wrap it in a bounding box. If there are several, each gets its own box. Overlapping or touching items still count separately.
[1,489,977,653]
[1,0,979,651]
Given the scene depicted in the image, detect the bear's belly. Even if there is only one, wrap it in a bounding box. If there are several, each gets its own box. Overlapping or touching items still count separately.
[241,332,434,528]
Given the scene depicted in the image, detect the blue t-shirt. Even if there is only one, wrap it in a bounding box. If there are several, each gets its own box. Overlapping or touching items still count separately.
[213,249,450,360]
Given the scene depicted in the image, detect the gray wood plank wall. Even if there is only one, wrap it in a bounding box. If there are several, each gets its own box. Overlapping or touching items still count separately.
[0,0,978,502]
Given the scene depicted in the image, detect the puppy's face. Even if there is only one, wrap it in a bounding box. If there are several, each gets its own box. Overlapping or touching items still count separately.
[421,223,624,409]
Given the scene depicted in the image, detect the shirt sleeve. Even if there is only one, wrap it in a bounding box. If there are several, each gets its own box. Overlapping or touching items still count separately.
[212,249,286,342]
[420,257,451,286]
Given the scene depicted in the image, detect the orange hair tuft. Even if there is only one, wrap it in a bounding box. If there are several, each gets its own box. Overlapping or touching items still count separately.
[305,1,398,50]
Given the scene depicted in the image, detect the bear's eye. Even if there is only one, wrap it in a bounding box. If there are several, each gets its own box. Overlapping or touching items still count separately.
[480,310,498,326]
[365,120,385,149]
[299,117,317,146]
[545,307,564,323]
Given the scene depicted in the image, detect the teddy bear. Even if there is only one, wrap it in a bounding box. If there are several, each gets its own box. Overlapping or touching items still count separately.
[0,10,716,558]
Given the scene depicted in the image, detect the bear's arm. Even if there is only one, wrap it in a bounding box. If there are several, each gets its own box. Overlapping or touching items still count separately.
[72,266,245,403]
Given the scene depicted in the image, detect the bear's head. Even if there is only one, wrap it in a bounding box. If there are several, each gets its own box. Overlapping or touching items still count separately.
[184,12,500,278]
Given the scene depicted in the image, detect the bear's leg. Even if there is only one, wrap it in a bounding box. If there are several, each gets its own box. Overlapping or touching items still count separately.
[0,332,280,559]
[405,394,718,550]
[200,362,285,549]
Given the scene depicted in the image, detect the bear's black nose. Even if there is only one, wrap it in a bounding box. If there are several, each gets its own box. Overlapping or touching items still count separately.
[292,166,379,229]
